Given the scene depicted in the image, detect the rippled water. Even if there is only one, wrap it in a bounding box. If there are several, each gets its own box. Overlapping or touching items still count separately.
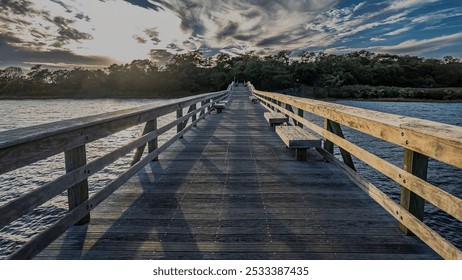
[0,99,461,258]
[0,99,178,258]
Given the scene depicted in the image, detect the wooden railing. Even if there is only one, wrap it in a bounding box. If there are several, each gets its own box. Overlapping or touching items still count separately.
[0,87,230,259]
[248,82,462,260]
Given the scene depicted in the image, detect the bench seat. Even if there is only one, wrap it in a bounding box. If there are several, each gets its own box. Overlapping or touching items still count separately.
[249,96,259,103]
[213,102,226,113]
[264,112,287,127]
[275,126,322,160]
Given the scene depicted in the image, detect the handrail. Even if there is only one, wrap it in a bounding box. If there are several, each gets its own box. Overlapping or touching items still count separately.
[0,87,229,259]
[248,82,462,260]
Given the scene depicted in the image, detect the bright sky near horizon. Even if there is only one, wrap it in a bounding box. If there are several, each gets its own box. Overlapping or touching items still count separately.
[1,0,461,68]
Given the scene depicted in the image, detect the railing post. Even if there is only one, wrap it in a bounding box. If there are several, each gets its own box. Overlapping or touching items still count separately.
[177,108,183,137]
[200,101,206,117]
[328,121,356,171]
[191,104,197,126]
[297,108,304,128]
[147,119,158,161]
[324,119,334,154]
[400,149,428,235]
[131,118,158,165]
[65,145,89,225]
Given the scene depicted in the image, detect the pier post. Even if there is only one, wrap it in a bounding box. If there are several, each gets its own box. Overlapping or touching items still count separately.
[297,108,304,128]
[65,145,89,224]
[324,119,334,154]
[191,104,197,126]
[147,119,158,161]
[177,108,184,138]
[400,149,428,235]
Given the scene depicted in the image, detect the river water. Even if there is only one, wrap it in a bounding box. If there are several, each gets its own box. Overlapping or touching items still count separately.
[0,99,461,258]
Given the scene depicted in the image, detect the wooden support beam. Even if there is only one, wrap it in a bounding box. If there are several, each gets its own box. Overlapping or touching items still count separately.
[191,104,197,126]
[296,149,307,161]
[146,119,158,161]
[297,108,304,128]
[328,121,356,171]
[65,145,89,225]
[177,109,183,136]
[324,119,334,154]
[400,149,428,235]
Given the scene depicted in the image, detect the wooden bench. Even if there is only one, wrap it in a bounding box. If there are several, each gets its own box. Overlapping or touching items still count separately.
[249,96,259,103]
[213,102,226,113]
[264,112,287,128]
[275,126,322,161]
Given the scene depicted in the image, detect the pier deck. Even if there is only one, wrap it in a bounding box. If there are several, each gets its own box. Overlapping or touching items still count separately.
[35,87,439,259]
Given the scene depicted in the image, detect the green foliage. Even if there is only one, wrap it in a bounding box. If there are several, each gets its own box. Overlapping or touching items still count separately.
[0,50,461,99]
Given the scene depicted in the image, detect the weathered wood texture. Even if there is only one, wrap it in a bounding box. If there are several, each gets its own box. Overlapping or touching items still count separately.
[35,87,438,260]
[0,90,227,175]
[275,126,321,149]
[255,90,462,224]
[252,86,462,259]
[263,112,287,126]
[253,90,462,169]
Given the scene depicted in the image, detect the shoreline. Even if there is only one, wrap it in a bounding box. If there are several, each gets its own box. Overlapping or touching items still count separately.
[1,96,462,103]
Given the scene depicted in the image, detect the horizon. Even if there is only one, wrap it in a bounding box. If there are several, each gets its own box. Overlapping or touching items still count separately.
[1,0,462,69]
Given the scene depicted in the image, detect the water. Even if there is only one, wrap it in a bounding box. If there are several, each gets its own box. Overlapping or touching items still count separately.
[0,99,178,258]
[311,101,462,251]
[0,99,461,258]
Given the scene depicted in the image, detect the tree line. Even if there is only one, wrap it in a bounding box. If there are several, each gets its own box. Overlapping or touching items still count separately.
[1,50,461,99]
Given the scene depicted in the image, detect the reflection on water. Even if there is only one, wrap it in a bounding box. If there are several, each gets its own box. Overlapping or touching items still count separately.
[0,99,461,258]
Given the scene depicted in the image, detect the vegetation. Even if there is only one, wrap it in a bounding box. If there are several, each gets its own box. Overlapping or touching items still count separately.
[1,50,462,100]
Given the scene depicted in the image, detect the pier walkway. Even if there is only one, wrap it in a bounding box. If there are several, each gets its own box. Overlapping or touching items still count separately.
[34,87,438,259]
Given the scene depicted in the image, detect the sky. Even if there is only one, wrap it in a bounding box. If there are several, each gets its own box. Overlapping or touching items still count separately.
[1,0,461,69]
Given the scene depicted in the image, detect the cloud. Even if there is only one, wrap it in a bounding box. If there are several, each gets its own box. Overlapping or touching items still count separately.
[50,0,73,13]
[1,0,462,67]
[370,33,462,56]
[385,27,412,36]
[0,34,113,68]
[0,0,36,16]
[50,16,93,47]
[388,0,438,11]
[144,27,161,44]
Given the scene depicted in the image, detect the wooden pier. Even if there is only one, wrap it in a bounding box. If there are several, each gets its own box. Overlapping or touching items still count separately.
[1,83,461,260]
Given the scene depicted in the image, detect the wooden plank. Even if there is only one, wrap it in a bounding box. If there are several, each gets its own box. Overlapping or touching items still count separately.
[263,112,287,126]
[9,106,211,260]
[31,86,439,261]
[318,148,462,260]
[400,149,428,235]
[328,121,356,171]
[176,109,183,134]
[0,90,228,175]
[275,126,321,149]
[297,108,304,128]
[0,97,214,234]
[65,145,89,225]
[254,90,462,169]
[324,119,334,154]
[261,96,462,223]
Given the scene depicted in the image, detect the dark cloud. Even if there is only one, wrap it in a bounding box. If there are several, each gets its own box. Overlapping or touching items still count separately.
[75,13,90,22]
[49,16,93,47]
[144,28,161,45]
[0,34,113,68]
[50,0,72,13]
[256,34,292,47]
[166,43,184,52]
[0,0,36,16]
[123,0,164,11]
[217,21,239,40]
[133,35,147,44]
